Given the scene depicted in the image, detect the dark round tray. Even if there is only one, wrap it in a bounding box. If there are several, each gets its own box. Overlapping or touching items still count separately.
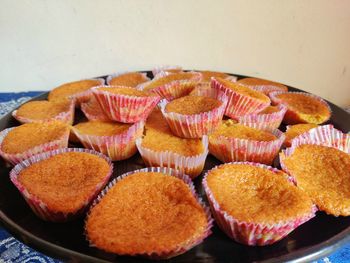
[0,71,349,263]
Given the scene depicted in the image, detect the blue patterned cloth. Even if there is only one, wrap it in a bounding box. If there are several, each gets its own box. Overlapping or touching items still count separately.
[0,91,349,263]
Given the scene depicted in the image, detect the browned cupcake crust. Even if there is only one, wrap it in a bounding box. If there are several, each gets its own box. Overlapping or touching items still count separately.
[108,72,149,87]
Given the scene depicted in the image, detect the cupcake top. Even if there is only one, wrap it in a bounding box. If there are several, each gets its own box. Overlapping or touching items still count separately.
[108,72,149,87]
[258,105,280,114]
[215,77,270,103]
[14,99,71,121]
[284,124,318,147]
[86,171,208,255]
[73,121,132,136]
[210,120,277,141]
[1,122,69,154]
[96,86,155,97]
[205,163,313,224]
[165,95,222,115]
[17,152,110,213]
[143,72,198,91]
[48,79,102,101]
[237,77,288,91]
[281,144,350,216]
[274,93,330,123]
[143,109,204,156]
[200,71,229,82]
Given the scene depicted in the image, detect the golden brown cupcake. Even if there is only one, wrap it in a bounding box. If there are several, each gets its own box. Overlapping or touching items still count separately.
[203,162,316,245]
[107,72,150,87]
[280,144,350,216]
[160,94,227,138]
[10,149,113,221]
[12,99,74,124]
[72,120,144,161]
[48,79,104,104]
[237,77,288,95]
[80,97,109,121]
[85,168,211,258]
[0,122,70,165]
[209,121,284,164]
[211,77,270,119]
[270,91,331,124]
[137,109,208,178]
[284,124,319,147]
[199,70,230,82]
[152,66,183,77]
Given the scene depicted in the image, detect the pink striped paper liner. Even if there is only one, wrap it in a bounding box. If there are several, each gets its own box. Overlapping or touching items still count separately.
[12,100,75,125]
[202,161,317,246]
[209,128,285,165]
[80,97,110,121]
[211,78,270,120]
[137,72,202,101]
[85,166,213,259]
[152,65,183,77]
[0,127,70,166]
[237,104,287,131]
[68,78,105,106]
[9,148,113,222]
[106,71,150,87]
[135,135,209,179]
[159,88,228,138]
[269,91,332,125]
[92,85,161,123]
[72,121,144,161]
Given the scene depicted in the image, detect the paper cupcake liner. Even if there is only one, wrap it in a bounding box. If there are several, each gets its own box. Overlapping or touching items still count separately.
[152,65,183,77]
[211,78,270,120]
[80,97,110,121]
[189,82,212,96]
[72,121,144,161]
[106,71,150,86]
[68,78,105,106]
[202,161,317,246]
[209,129,285,165]
[85,166,213,259]
[92,85,161,123]
[269,91,332,125]
[280,125,350,178]
[138,72,202,101]
[9,148,113,222]
[248,85,288,95]
[12,100,75,125]
[237,105,287,131]
[224,75,238,82]
[136,135,209,179]
[159,89,228,138]
[0,127,70,166]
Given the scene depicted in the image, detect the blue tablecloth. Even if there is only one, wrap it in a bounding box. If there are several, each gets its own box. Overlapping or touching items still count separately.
[0,91,349,263]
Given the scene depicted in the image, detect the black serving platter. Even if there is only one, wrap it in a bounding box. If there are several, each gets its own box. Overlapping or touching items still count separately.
[0,71,349,263]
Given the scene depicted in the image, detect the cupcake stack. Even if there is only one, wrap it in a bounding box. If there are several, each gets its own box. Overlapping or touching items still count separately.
[1,67,347,260]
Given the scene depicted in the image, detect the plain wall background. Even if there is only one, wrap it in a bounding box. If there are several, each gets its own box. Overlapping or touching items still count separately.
[0,0,349,106]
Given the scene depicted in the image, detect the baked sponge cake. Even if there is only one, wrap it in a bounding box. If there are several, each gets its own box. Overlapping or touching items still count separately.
[203,162,316,245]
[85,168,212,258]
[107,72,149,87]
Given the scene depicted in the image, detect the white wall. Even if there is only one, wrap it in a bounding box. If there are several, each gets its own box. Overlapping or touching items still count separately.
[1,0,349,106]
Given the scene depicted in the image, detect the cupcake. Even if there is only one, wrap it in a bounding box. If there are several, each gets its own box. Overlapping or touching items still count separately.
[10,148,113,222]
[203,162,316,245]
[270,91,331,125]
[12,99,75,125]
[48,78,104,105]
[237,105,287,131]
[152,65,183,77]
[198,71,230,83]
[209,121,285,165]
[160,89,227,138]
[92,86,160,123]
[138,72,202,100]
[280,144,350,216]
[107,72,150,87]
[237,77,288,95]
[72,120,144,161]
[85,167,212,259]
[284,124,319,147]
[80,97,109,121]
[136,108,208,178]
[211,77,270,119]
[0,122,70,165]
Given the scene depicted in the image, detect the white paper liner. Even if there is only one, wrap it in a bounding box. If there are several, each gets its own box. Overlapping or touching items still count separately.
[152,65,183,77]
